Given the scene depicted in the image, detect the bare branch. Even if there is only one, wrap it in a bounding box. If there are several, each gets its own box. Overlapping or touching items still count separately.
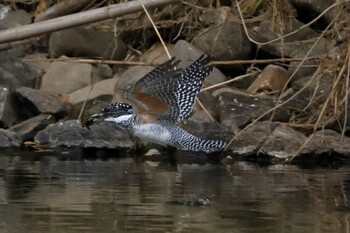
[0,0,179,44]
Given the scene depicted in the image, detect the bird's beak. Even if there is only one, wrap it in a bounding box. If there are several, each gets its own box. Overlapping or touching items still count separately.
[80,111,105,129]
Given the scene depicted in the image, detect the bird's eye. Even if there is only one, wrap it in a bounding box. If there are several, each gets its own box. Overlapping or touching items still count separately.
[103,107,110,112]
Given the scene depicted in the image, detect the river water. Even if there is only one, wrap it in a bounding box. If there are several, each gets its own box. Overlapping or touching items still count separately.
[0,151,349,233]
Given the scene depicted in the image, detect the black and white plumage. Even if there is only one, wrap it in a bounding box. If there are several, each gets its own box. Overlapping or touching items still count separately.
[84,55,226,153]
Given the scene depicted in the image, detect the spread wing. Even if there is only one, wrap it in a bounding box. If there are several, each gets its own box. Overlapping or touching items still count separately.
[125,54,213,124]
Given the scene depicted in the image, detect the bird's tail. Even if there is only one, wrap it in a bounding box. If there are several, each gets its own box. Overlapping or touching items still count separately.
[173,126,226,153]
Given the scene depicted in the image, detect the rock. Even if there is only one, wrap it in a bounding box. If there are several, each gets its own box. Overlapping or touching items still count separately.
[0,129,21,148]
[181,117,229,143]
[192,21,253,60]
[114,66,154,92]
[215,88,276,131]
[291,0,338,27]
[174,40,227,87]
[226,121,277,157]
[22,53,51,75]
[194,91,220,120]
[15,87,67,118]
[68,77,118,105]
[34,120,133,149]
[0,8,31,29]
[273,73,332,122]
[310,130,350,157]
[68,77,119,118]
[113,66,154,102]
[259,124,314,160]
[250,17,329,58]
[0,85,17,128]
[49,26,127,60]
[91,64,113,83]
[291,73,332,106]
[142,43,175,64]
[40,60,93,94]
[0,51,39,89]
[10,114,56,141]
[0,7,32,56]
[247,64,289,95]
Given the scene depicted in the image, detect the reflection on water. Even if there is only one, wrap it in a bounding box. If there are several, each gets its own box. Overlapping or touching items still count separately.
[0,152,350,233]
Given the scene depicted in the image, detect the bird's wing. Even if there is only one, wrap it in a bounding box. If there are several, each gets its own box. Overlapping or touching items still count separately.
[124,57,182,124]
[125,55,213,124]
[159,54,213,123]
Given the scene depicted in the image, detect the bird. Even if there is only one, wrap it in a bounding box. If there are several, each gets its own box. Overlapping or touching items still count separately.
[81,54,226,153]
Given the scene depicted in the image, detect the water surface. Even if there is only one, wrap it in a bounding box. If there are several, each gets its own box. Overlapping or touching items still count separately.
[0,152,350,233]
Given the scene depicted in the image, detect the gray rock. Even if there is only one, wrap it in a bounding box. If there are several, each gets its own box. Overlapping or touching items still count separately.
[0,8,31,29]
[250,17,329,58]
[68,77,118,118]
[15,87,67,117]
[215,88,276,131]
[174,40,227,87]
[0,129,21,148]
[10,114,56,141]
[310,129,350,157]
[0,51,39,89]
[192,21,253,60]
[0,85,17,128]
[68,77,118,105]
[114,66,153,93]
[291,0,338,26]
[49,26,127,60]
[0,8,32,56]
[142,43,175,65]
[259,124,314,160]
[91,64,113,83]
[181,117,228,143]
[34,120,133,149]
[22,53,51,75]
[226,121,277,156]
[40,60,93,94]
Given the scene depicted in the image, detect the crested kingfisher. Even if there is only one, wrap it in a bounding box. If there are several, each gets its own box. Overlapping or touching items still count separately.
[82,54,226,153]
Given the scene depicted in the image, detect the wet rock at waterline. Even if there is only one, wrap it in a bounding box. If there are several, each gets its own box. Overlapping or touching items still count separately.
[34,120,133,149]
[258,124,314,160]
[0,129,22,148]
[310,130,350,157]
[225,121,278,157]
[0,85,18,128]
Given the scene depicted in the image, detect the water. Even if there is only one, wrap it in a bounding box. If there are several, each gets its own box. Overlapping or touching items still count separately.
[0,151,350,233]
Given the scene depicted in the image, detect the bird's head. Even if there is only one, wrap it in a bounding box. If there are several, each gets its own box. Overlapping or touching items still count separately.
[82,102,135,129]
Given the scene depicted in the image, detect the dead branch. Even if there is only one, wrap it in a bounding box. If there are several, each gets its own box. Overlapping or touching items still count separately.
[34,0,92,22]
[0,0,179,45]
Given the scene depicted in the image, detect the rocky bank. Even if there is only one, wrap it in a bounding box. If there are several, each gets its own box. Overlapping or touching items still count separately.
[0,0,349,163]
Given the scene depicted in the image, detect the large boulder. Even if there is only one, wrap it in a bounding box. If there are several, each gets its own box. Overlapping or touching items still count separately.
[49,26,127,60]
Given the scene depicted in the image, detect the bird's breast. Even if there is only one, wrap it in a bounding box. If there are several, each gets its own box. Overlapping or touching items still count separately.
[133,123,173,146]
